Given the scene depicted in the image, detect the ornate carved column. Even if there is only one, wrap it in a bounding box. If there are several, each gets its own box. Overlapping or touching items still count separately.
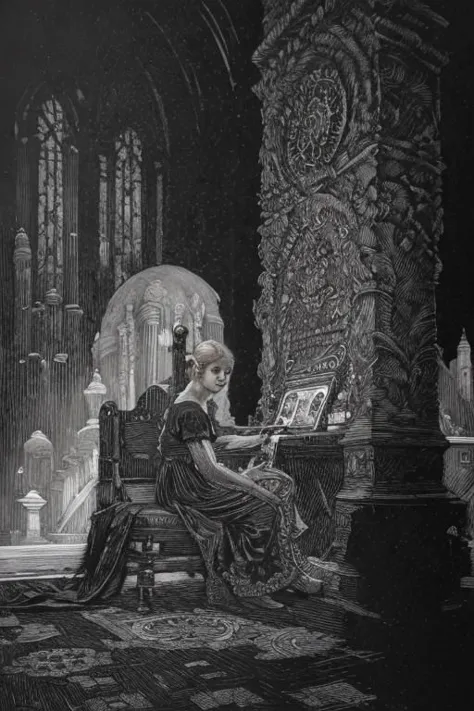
[125,303,136,409]
[254,0,464,614]
[117,322,130,410]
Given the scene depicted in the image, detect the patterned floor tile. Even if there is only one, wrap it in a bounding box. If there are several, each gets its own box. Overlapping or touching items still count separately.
[0,590,383,711]
[191,687,265,709]
[290,681,377,708]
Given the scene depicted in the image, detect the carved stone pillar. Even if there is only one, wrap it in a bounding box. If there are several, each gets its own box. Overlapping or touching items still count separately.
[45,287,63,360]
[254,1,464,615]
[137,305,160,392]
[16,137,31,236]
[31,301,46,356]
[137,280,170,391]
[63,145,82,386]
[13,228,32,358]
[117,322,130,410]
[64,142,80,308]
[64,303,83,352]
[206,313,224,343]
[125,303,136,409]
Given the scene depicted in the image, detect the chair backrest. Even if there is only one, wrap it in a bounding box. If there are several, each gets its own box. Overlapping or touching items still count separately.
[97,325,188,508]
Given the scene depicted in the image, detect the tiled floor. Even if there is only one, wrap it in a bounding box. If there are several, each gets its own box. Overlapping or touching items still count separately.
[0,581,471,711]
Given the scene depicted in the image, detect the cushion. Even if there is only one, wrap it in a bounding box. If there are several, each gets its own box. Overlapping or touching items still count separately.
[133,506,187,529]
[129,505,200,558]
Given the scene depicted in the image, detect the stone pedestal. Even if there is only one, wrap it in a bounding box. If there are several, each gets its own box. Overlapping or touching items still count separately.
[77,371,107,458]
[254,0,465,616]
[23,430,54,535]
[17,490,49,545]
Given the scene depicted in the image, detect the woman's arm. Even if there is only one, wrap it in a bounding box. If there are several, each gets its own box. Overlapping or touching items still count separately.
[187,440,281,507]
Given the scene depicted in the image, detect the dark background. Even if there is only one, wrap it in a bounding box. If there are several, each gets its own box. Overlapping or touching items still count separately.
[437,0,474,364]
[0,0,472,423]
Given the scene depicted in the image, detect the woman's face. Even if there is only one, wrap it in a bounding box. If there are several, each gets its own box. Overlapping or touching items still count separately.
[200,358,233,394]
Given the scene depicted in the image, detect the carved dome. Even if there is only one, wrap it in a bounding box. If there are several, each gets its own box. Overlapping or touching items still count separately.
[99,265,223,351]
[95,265,228,416]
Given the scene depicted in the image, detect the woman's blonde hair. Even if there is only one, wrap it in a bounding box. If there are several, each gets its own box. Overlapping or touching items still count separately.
[185,340,234,380]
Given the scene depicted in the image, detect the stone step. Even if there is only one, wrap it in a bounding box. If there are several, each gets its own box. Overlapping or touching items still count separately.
[0,543,86,578]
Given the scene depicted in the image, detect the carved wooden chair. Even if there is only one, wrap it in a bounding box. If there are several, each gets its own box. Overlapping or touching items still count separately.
[97,326,204,610]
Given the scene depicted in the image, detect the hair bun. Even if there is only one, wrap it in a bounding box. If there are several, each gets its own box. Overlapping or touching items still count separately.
[185,354,198,366]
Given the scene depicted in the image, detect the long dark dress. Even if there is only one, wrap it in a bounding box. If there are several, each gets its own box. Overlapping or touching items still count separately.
[156,400,308,604]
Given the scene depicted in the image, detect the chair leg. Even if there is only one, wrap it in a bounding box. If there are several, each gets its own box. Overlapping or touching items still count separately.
[137,586,147,613]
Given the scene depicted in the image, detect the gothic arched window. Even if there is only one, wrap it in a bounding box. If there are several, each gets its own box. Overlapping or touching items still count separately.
[37,98,67,296]
[16,92,79,305]
[113,128,142,287]
[98,129,164,291]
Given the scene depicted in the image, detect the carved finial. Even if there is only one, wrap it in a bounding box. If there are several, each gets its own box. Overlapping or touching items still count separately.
[83,369,107,424]
[24,430,53,457]
[144,280,167,304]
[45,287,63,306]
[32,301,45,315]
[174,302,186,324]
[459,328,470,349]
[84,369,107,395]
[17,489,47,507]
[14,228,32,263]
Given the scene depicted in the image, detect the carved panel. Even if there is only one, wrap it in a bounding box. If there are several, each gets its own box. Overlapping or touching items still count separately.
[285,65,347,179]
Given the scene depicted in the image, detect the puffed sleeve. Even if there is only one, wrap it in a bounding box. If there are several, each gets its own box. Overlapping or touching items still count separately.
[178,405,216,443]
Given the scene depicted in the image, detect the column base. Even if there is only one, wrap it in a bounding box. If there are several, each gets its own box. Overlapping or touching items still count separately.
[327,493,467,618]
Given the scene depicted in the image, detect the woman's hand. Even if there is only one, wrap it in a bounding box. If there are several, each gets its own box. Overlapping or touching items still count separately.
[188,440,282,508]
[249,481,282,509]
[245,463,266,478]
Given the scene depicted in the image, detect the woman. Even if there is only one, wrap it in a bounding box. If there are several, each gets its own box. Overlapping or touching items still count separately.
[156,339,323,609]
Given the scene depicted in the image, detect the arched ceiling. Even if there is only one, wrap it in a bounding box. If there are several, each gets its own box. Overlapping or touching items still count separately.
[3,0,262,156]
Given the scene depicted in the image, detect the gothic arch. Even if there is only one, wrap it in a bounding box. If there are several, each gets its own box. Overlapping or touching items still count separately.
[15,82,81,141]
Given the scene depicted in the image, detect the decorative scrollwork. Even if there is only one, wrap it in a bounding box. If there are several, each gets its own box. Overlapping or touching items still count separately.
[286,65,347,177]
